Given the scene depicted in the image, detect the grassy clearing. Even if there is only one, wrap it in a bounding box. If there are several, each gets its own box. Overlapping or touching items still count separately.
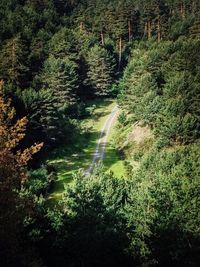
[48,99,126,201]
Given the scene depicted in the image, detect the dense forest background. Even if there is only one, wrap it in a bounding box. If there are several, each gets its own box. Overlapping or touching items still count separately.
[0,0,200,267]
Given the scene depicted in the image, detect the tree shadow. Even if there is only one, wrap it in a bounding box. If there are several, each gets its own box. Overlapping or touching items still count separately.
[48,129,104,197]
[104,146,123,169]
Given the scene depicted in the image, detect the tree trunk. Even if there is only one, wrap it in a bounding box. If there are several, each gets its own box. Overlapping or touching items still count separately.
[12,42,16,83]
[80,21,84,32]
[118,37,122,71]
[192,1,196,14]
[147,20,152,39]
[128,19,131,42]
[157,15,161,42]
[180,2,186,18]
[100,31,104,46]
[144,22,148,37]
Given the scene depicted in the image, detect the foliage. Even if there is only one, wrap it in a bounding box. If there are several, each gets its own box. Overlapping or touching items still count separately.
[27,167,49,196]
[0,80,43,184]
[115,23,200,266]
[42,55,78,112]
[0,80,43,266]
[119,38,200,145]
[125,144,200,266]
[27,150,200,266]
[0,1,200,266]
[86,45,116,96]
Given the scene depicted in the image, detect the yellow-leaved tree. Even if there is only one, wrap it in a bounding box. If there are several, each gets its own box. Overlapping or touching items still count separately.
[0,79,43,186]
[0,80,44,266]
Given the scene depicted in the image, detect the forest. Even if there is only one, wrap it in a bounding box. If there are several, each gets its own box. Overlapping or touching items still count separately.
[0,0,200,266]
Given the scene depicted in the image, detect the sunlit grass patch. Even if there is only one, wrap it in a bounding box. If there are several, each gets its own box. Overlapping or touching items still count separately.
[103,119,126,178]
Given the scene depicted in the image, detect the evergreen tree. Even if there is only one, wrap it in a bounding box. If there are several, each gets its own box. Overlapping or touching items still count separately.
[39,88,60,143]
[86,45,116,96]
[29,29,50,79]
[0,35,29,87]
[48,28,77,60]
[42,55,78,113]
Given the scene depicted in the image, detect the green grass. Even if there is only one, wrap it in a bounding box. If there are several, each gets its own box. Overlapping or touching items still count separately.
[47,99,126,201]
[104,124,126,178]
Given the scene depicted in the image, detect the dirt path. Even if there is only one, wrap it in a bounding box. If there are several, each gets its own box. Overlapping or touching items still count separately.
[84,105,119,175]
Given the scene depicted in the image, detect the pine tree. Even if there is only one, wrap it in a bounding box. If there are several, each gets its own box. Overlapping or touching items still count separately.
[86,45,116,96]
[48,28,77,60]
[29,29,50,77]
[42,55,78,113]
[39,55,79,143]
[38,88,60,143]
[0,35,29,87]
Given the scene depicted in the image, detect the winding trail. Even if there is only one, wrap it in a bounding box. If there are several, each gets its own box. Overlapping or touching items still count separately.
[84,105,119,175]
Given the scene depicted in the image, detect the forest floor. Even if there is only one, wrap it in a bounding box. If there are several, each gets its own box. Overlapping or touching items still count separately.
[48,99,126,201]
